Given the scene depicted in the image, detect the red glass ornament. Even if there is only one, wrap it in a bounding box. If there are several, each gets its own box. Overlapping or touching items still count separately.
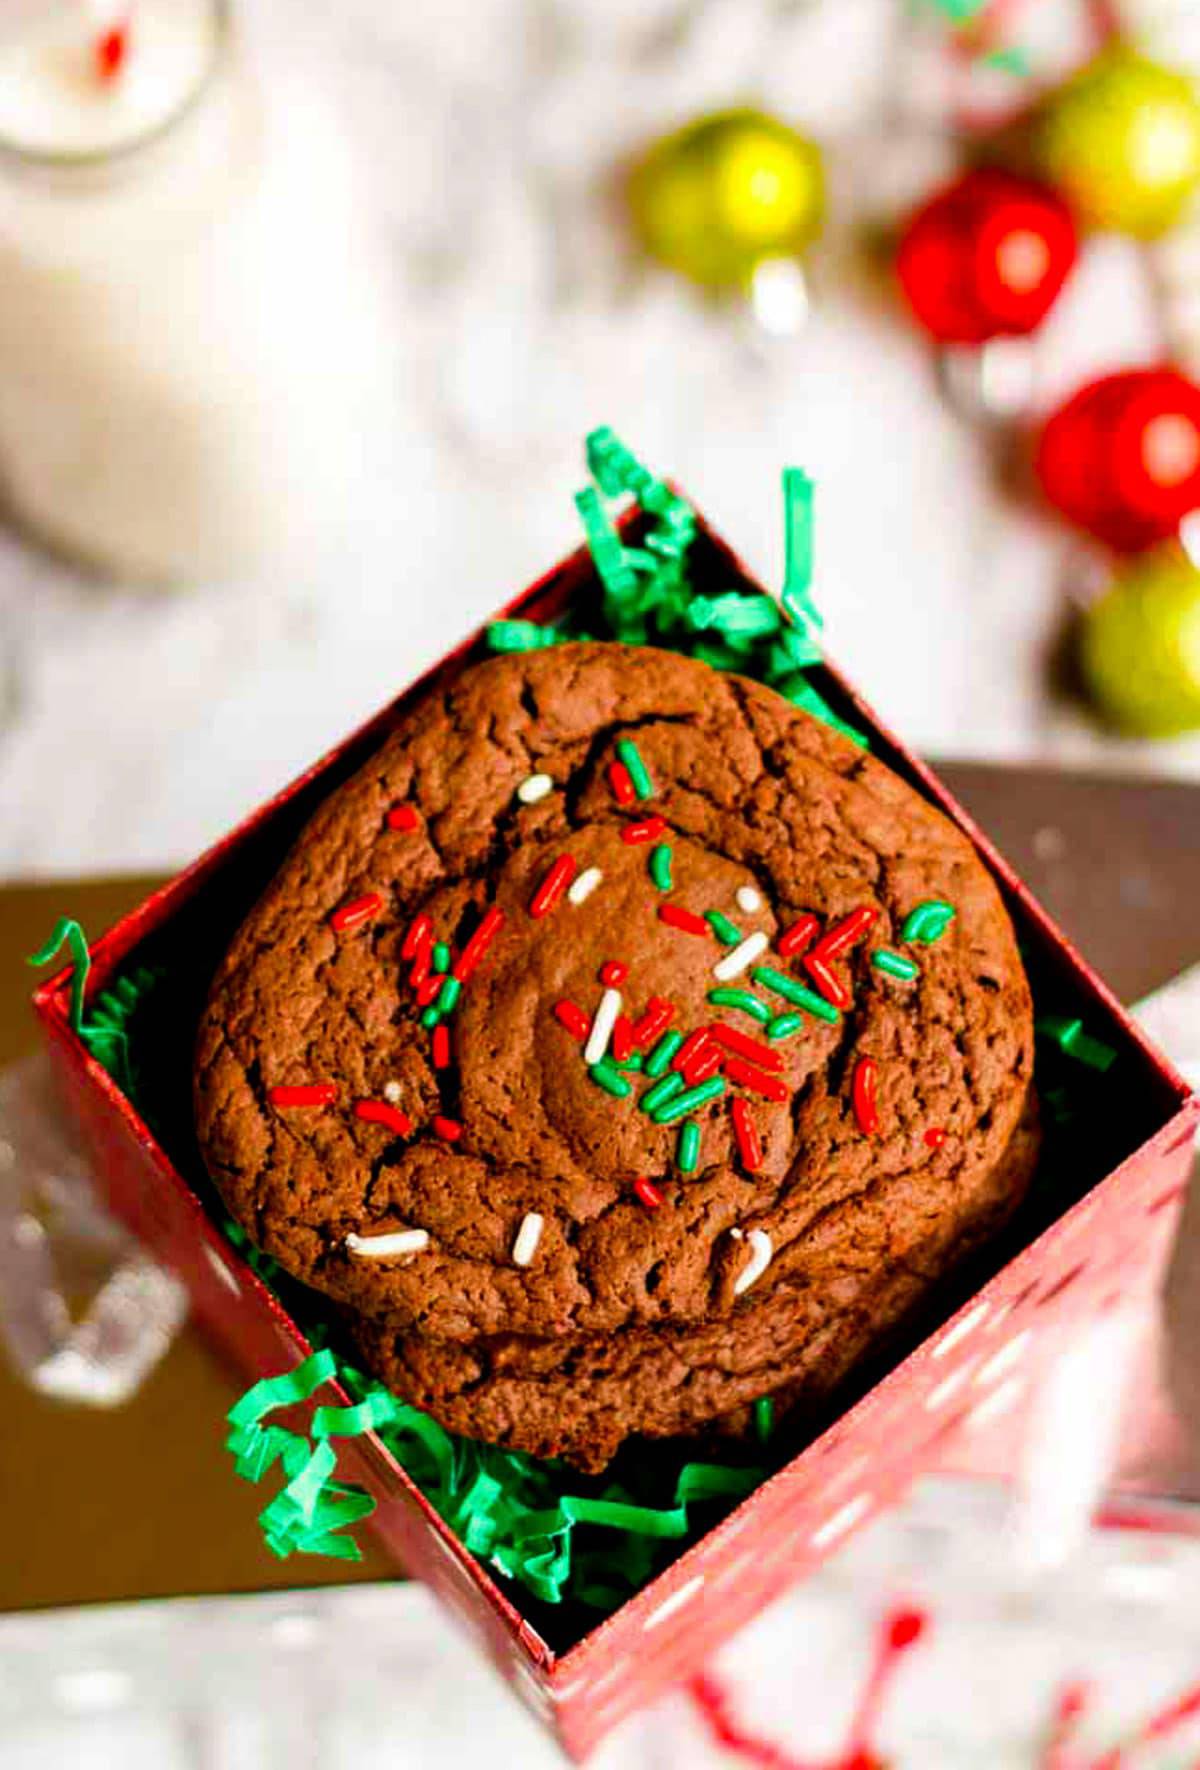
[1035,367,1200,552]
[896,169,1078,346]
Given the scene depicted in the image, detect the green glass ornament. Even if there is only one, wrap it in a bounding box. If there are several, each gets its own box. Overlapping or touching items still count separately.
[1080,545,1200,736]
[629,108,825,291]
[1033,47,1200,239]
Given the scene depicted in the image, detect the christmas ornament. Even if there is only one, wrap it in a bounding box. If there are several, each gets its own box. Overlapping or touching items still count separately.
[896,168,1078,346]
[1031,46,1200,239]
[1036,367,1200,553]
[628,108,825,293]
[1079,544,1200,737]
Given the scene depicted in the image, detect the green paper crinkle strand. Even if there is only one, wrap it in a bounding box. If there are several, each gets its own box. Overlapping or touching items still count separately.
[1036,1014,1118,1073]
[27,916,91,1034]
[485,429,869,750]
[780,466,822,636]
[486,619,564,654]
[223,1344,762,1605]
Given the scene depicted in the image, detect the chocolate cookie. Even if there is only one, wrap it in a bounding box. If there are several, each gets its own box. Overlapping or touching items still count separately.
[195,641,1038,1458]
[352,1102,1039,1472]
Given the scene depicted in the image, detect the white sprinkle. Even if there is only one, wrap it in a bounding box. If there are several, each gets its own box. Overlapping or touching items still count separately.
[568,865,603,905]
[345,1228,429,1260]
[584,987,622,1066]
[517,773,554,804]
[383,1080,403,1104]
[736,886,762,914]
[712,930,769,983]
[512,1212,545,1267]
[732,1227,773,1296]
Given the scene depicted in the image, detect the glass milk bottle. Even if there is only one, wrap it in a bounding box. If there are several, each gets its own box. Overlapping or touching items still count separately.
[0,0,395,583]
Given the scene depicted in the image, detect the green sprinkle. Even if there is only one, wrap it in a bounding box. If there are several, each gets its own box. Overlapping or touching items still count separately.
[590,1059,633,1099]
[677,1119,701,1173]
[708,988,771,1024]
[645,1029,684,1078]
[432,942,451,974]
[641,1072,685,1114]
[751,967,840,1024]
[705,910,742,946]
[486,619,561,654]
[754,1396,774,1444]
[649,844,673,891]
[420,1006,440,1030]
[619,1050,645,1072]
[1036,1015,1117,1074]
[767,1013,805,1041]
[872,949,919,981]
[616,738,654,800]
[436,976,462,1014]
[901,900,957,945]
[652,1076,726,1124]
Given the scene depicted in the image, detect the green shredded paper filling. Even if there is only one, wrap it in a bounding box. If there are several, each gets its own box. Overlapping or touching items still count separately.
[485,425,869,750]
[26,431,1125,1620]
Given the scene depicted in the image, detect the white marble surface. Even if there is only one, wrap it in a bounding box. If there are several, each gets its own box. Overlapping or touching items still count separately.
[2,0,1200,881]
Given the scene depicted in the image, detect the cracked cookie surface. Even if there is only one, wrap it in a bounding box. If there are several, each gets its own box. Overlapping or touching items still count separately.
[195,642,1038,1366]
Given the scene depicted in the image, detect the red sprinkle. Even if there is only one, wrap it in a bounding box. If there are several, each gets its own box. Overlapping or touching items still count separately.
[632,997,675,1049]
[852,1057,880,1136]
[711,1023,784,1073]
[777,914,820,958]
[530,854,577,918]
[553,999,590,1039]
[330,892,382,933]
[268,1083,338,1108]
[658,904,710,938]
[432,1116,462,1142]
[682,1043,723,1085]
[454,906,505,981]
[723,1055,789,1103]
[386,803,420,832]
[600,960,629,987]
[633,1177,664,1209]
[431,1025,451,1069]
[730,1098,762,1173]
[416,973,444,1007]
[409,942,434,991]
[803,951,853,1010]
[673,1028,714,1073]
[812,905,878,960]
[609,761,637,806]
[924,1126,948,1149]
[401,913,433,962]
[95,24,129,80]
[354,1099,414,1137]
[621,816,668,846]
[611,1014,636,1064]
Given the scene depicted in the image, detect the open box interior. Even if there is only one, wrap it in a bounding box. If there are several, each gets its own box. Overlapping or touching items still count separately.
[40,516,1192,1658]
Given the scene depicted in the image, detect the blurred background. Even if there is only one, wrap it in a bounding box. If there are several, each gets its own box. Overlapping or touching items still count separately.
[0,0,1199,880]
[4,0,1200,1765]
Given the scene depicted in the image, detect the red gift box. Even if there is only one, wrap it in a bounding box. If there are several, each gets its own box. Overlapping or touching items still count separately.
[32,506,1197,1760]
